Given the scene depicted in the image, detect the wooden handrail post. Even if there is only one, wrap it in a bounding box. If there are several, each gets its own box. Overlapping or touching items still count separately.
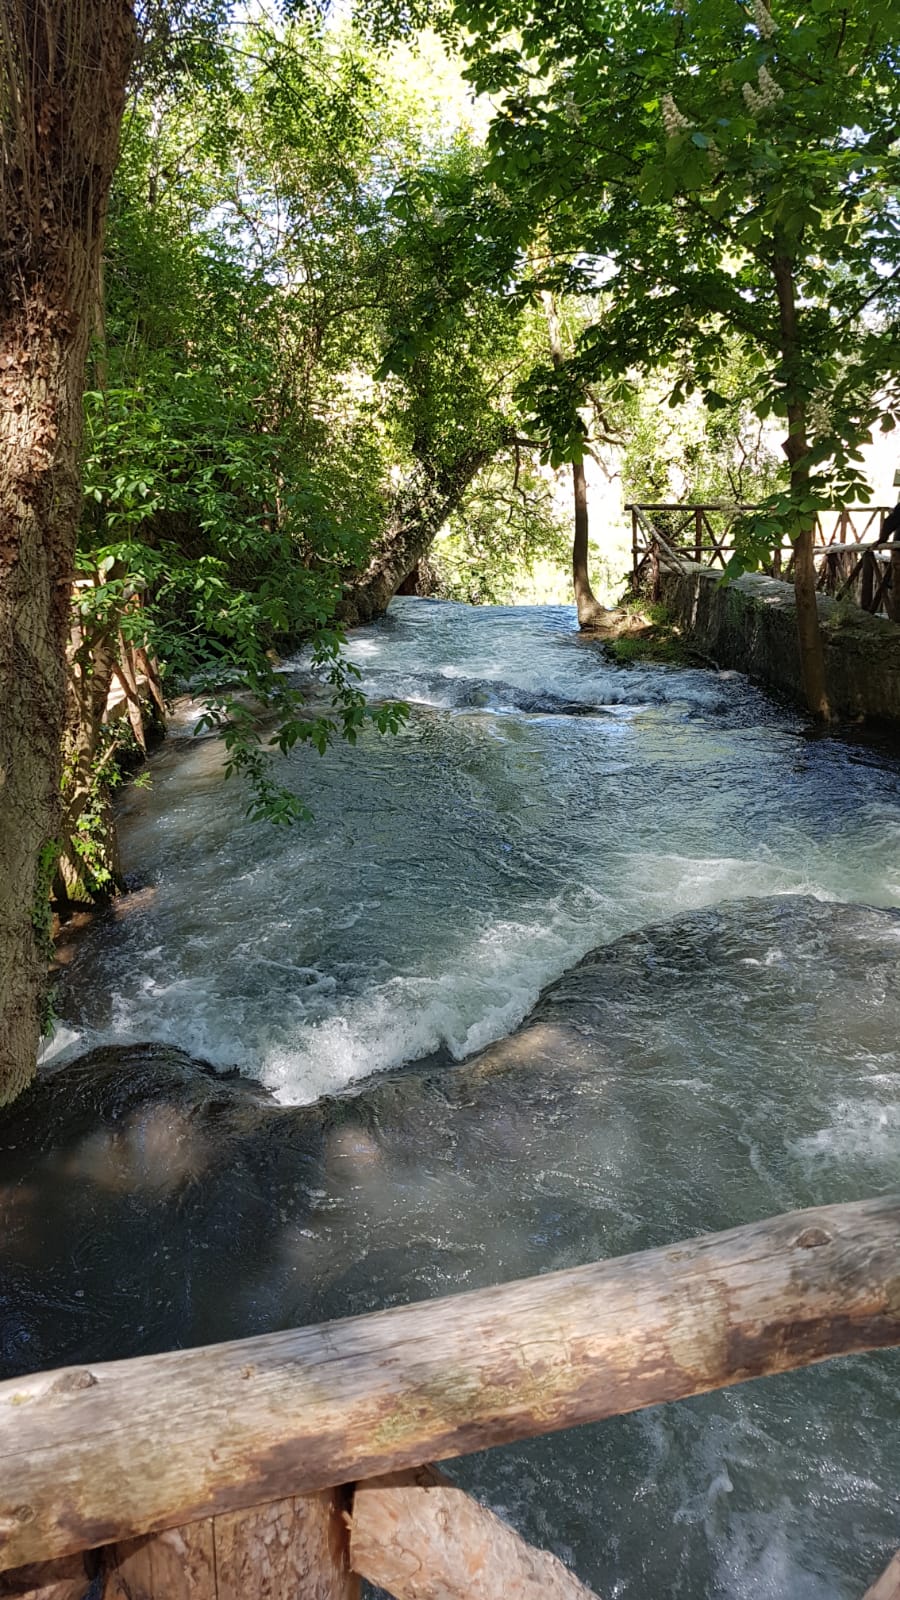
[861,548,877,611]
[101,1494,357,1600]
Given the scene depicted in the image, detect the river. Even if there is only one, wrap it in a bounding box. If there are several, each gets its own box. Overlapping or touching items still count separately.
[9,597,900,1597]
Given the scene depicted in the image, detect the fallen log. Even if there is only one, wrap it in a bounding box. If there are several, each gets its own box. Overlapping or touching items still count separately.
[2,1197,900,1569]
[350,1464,598,1599]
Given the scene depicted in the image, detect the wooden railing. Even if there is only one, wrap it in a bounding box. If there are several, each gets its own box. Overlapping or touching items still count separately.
[629,503,899,619]
[2,1198,900,1599]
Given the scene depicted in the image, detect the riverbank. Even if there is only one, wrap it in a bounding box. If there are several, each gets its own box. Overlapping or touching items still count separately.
[659,565,900,727]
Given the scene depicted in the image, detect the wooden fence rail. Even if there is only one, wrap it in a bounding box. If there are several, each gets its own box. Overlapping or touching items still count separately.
[2,1193,900,1595]
[629,503,899,618]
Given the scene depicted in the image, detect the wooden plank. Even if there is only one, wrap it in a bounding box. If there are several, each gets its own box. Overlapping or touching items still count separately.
[215,1494,358,1600]
[861,549,878,611]
[2,1198,900,1569]
[101,1497,357,1600]
[863,1549,900,1600]
[350,1464,598,1600]
[102,1522,216,1600]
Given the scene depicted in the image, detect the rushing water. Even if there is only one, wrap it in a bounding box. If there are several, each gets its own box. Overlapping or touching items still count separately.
[13,598,900,1598]
[47,600,900,1095]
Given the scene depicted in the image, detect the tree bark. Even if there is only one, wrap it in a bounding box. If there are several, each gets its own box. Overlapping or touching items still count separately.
[3,1196,900,1568]
[0,0,136,1101]
[350,1464,599,1600]
[540,291,607,629]
[571,458,610,628]
[771,253,831,718]
[337,448,492,627]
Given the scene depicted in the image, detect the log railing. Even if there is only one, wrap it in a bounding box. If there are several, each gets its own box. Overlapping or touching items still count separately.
[629,503,899,618]
[2,1197,900,1599]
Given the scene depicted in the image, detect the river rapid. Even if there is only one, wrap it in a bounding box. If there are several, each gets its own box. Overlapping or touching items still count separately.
[8,597,900,1597]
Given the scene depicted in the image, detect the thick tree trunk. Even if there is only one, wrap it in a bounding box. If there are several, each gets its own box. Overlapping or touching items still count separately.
[772,253,830,719]
[791,512,830,717]
[0,0,135,1102]
[337,448,491,627]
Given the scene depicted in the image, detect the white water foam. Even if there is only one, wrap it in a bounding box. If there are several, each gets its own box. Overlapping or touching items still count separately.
[49,599,900,1109]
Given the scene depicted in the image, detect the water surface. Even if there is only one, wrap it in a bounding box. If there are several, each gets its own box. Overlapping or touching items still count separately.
[21,599,900,1598]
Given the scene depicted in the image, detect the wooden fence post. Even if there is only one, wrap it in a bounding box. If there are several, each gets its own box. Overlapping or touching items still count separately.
[102,1494,357,1600]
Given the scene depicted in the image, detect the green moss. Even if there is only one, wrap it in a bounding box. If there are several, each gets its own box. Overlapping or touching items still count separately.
[607,617,697,666]
[31,841,59,959]
[32,840,61,1036]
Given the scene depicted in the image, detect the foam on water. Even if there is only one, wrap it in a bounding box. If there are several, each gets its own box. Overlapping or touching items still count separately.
[38,602,900,1600]
[49,599,900,1109]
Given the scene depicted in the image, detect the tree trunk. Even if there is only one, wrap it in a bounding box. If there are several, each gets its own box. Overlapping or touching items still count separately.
[540,291,607,629]
[0,0,136,1102]
[337,448,491,627]
[791,513,830,717]
[571,458,609,628]
[772,253,830,719]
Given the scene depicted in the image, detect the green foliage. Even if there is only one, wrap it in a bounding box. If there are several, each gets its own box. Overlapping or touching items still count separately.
[83,19,515,820]
[428,452,569,603]
[618,349,783,510]
[194,641,408,824]
[605,605,695,665]
[32,841,60,1033]
[32,842,59,959]
[377,0,900,562]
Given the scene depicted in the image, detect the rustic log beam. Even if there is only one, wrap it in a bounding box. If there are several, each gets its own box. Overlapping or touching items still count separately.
[864,1550,900,1600]
[2,1197,900,1569]
[350,1464,598,1600]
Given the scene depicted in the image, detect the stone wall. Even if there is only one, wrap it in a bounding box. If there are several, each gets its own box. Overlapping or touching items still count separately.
[659,565,900,726]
